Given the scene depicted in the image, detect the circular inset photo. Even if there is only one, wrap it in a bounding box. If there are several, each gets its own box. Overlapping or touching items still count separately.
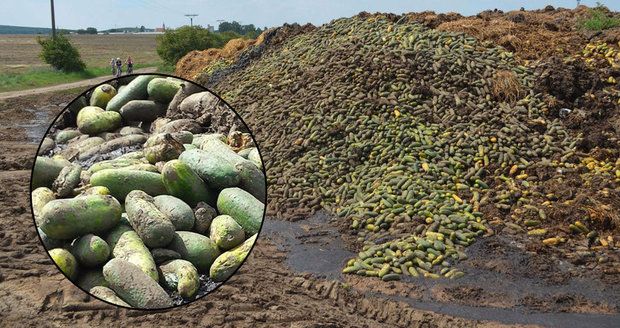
[30,74,266,310]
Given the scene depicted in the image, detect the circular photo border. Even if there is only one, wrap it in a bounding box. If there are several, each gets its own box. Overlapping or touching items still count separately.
[29,72,267,311]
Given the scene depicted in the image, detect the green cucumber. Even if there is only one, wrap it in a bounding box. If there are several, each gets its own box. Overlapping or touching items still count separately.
[106,75,157,112]
[161,159,215,207]
[210,215,245,251]
[90,84,117,108]
[125,190,176,248]
[90,169,166,200]
[32,156,70,189]
[103,258,172,309]
[71,234,110,268]
[49,248,78,280]
[178,149,240,190]
[39,195,122,240]
[77,106,122,136]
[167,231,220,273]
[119,100,167,122]
[106,224,158,281]
[153,195,195,231]
[147,78,182,103]
[158,259,199,298]
[209,234,257,282]
[217,187,264,235]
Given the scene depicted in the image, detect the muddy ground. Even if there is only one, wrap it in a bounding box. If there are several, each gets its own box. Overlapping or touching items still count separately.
[0,88,618,327]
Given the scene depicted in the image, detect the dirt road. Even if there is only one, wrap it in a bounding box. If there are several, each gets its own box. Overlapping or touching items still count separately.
[0,67,157,100]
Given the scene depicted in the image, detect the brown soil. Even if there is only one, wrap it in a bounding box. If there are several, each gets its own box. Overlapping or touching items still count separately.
[0,34,160,74]
[533,54,620,153]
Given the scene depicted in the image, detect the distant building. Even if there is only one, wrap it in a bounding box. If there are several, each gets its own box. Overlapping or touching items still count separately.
[155,23,166,32]
[207,24,214,32]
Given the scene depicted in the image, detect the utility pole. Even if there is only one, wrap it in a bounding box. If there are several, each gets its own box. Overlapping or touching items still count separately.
[185,14,198,27]
[50,0,56,38]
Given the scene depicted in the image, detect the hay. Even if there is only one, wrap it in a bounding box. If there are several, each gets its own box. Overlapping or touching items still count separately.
[437,10,587,61]
[497,34,522,52]
[491,70,523,103]
[175,38,256,80]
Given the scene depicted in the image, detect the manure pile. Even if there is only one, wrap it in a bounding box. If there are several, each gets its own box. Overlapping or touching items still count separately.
[193,14,618,280]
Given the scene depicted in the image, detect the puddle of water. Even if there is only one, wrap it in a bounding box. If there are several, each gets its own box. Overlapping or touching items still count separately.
[16,106,58,143]
[262,212,354,280]
[262,212,620,327]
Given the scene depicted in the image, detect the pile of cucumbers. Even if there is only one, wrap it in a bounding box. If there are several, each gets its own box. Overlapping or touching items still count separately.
[31,74,265,309]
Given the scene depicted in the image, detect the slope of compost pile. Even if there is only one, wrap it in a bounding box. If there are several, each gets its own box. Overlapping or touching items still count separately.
[187,13,618,281]
[175,38,257,81]
[176,23,316,84]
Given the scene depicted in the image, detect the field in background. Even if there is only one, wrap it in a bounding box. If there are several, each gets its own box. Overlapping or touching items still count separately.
[0,34,166,92]
[0,34,160,72]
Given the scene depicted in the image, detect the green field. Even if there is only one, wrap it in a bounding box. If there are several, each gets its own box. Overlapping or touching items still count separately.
[0,33,169,92]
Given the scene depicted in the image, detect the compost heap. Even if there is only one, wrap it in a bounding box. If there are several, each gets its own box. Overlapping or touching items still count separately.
[176,38,257,81]
[192,14,619,280]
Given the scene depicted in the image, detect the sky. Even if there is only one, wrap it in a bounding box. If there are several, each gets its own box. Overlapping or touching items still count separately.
[1,0,619,30]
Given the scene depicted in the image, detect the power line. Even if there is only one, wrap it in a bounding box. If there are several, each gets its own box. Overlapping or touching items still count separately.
[185,14,198,27]
[50,0,56,38]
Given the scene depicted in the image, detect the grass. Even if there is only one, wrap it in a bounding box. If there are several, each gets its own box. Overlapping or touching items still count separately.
[0,62,159,92]
[156,62,176,74]
[579,4,620,31]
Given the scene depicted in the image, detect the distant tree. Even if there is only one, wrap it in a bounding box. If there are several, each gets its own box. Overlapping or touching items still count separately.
[218,21,262,38]
[37,34,86,72]
[76,29,86,34]
[140,25,146,32]
[86,27,97,34]
[156,26,223,65]
[241,23,256,35]
[218,21,243,34]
